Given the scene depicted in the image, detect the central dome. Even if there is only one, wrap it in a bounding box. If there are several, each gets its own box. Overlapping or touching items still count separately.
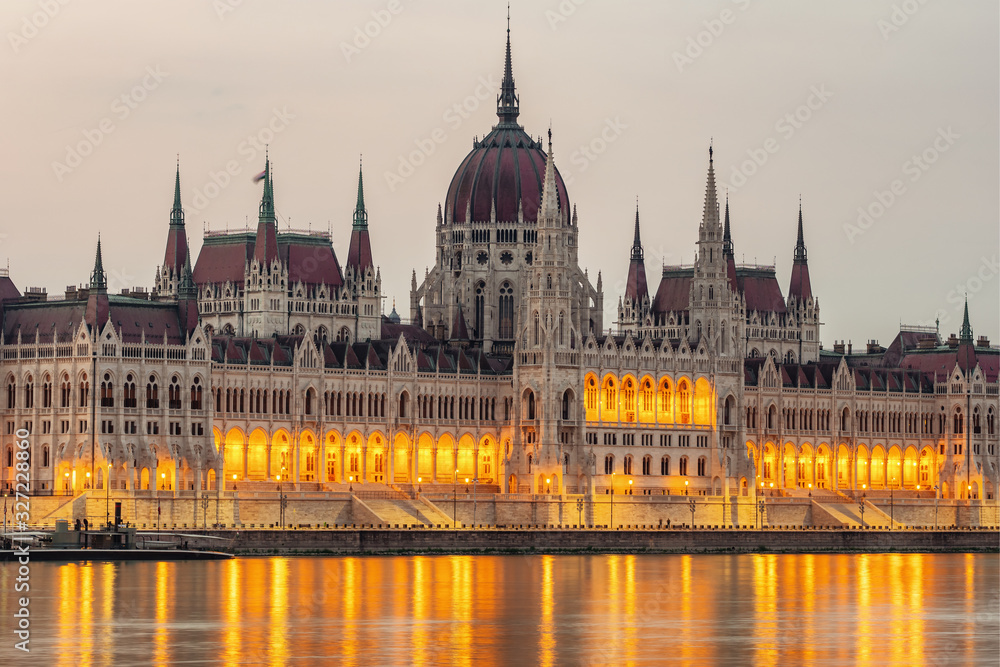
[445,127,570,225]
[444,25,570,226]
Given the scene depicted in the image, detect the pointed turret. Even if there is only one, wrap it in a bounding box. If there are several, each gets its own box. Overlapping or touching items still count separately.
[86,236,109,331]
[625,205,648,304]
[788,201,813,302]
[496,9,520,127]
[960,296,973,344]
[702,145,720,228]
[253,154,279,266]
[452,302,470,341]
[723,194,738,292]
[538,128,560,224]
[90,235,107,292]
[177,253,199,334]
[346,161,374,274]
[162,162,189,276]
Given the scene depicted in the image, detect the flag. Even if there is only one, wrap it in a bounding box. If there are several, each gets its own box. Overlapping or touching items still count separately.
[252,170,266,183]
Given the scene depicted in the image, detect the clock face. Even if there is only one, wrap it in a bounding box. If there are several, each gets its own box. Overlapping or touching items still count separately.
[477,251,489,265]
[500,251,514,265]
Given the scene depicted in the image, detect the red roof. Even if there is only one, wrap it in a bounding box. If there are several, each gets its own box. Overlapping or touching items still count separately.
[193,234,254,285]
[446,127,569,225]
[625,258,648,304]
[0,276,20,302]
[194,232,344,289]
[736,268,787,313]
[346,228,373,274]
[3,297,186,344]
[788,260,812,302]
[163,226,188,274]
[651,270,692,314]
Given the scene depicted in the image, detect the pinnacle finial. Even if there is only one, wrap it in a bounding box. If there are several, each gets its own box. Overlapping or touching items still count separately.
[794,199,807,262]
[90,234,107,291]
[354,160,368,230]
[171,159,184,226]
[631,203,643,261]
[723,193,734,258]
[960,294,973,343]
[497,9,520,125]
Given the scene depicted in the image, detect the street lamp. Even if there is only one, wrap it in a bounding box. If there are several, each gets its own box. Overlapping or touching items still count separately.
[65,471,70,496]
[685,479,689,496]
[86,471,91,491]
[688,496,696,528]
[417,477,422,497]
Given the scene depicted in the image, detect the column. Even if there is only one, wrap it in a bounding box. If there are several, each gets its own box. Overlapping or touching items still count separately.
[387,436,395,483]
[339,440,346,484]
[432,447,438,483]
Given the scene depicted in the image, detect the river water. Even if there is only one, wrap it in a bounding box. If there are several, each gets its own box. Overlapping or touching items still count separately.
[3,553,997,665]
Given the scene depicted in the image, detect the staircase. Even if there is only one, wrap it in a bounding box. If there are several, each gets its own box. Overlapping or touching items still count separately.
[38,493,88,526]
[815,501,905,528]
[362,498,456,527]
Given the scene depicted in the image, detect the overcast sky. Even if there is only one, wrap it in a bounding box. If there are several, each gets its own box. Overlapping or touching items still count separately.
[3,0,997,346]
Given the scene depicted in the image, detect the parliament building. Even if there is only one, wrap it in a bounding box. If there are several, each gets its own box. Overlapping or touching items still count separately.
[3,28,998,527]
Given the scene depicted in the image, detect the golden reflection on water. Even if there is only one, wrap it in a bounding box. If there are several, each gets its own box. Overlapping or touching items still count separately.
[153,561,171,666]
[223,558,241,665]
[25,553,999,665]
[539,555,555,667]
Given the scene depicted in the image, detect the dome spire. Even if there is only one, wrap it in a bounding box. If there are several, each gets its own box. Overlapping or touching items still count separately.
[496,5,520,126]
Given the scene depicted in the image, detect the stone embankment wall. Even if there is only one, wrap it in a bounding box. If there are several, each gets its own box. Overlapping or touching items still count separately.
[173,527,999,555]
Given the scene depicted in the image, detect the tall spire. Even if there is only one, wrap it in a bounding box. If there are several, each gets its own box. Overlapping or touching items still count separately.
[496,6,520,126]
[788,200,813,302]
[170,160,184,227]
[630,204,643,261]
[253,152,279,266]
[722,193,734,258]
[793,198,807,262]
[702,144,720,228]
[162,160,189,277]
[353,158,368,231]
[90,235,107,292]
[960,295,973,343]
[347,159,375,275]
[625,205,648,304]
